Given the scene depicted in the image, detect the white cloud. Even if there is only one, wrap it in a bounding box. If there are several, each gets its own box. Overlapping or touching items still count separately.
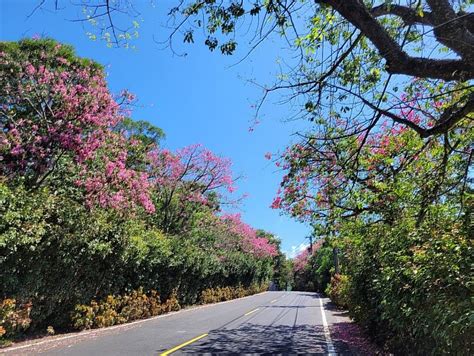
[284,242,309,259]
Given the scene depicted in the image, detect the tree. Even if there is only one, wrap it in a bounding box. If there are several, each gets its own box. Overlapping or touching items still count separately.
[147,144,239,233]
[219,214,278,258]
[271,81,472,225]
[0,38,284,340]
[272,84,472,351]
[0,39,155,212]
[116,117,165,149]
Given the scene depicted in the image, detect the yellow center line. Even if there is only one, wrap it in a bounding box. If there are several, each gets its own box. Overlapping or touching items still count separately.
[244,308,260,316]
[160,333,208,356]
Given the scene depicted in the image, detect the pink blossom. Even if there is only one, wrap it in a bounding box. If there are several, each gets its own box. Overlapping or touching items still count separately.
[25,63,36,75]
[271,196,282,209]
[1,46,152,213]
[148,144,238,207]
[218,213,277,257]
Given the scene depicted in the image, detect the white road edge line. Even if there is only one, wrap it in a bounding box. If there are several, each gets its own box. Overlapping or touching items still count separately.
[2,291,271,353]
[318,295,337,355]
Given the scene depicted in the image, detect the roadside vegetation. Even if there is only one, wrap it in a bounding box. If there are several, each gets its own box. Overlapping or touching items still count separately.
[0,39,289,345]
[3,0,474,354]
[285,121,473,352]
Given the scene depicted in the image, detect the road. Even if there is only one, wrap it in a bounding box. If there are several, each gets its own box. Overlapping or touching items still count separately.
[3,291,365,355]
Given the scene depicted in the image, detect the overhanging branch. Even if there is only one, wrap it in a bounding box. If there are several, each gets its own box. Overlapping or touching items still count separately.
[317,0,474,81]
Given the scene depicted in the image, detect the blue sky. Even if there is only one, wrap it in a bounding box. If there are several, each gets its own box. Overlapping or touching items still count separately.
[0,0,311,257]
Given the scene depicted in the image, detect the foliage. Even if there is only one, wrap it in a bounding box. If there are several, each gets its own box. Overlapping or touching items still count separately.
[325,274,349,309]
[264,232,293,291]
[116,118,165,148]
[276,82,473,353]
[200,284,267,304]
[0,299,31,345]
[0,39,281,341]
[292,239,334,293]
[0,181,165,328]
[72,288,179,330]
[342,211,472,354]
[0,179,275,333]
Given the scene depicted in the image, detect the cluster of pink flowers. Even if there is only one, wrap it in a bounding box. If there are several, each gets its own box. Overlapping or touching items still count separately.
[396,79,449,131]
[293,240,323,272]
[0,48,153,213]
[293,248,311,272]
[75,131,155,213]
[269,144,318,220]
[148,143,236,205]
[1,48,120,170]
[220,213,278,258]
[269,82,453,221]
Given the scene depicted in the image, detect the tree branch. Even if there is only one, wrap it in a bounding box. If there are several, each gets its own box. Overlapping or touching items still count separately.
[371,4,434,26]
[426,0,474,61]
[317,0,474,81]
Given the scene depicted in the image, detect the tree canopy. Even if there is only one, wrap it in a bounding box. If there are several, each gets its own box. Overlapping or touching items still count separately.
[36,0,473,139]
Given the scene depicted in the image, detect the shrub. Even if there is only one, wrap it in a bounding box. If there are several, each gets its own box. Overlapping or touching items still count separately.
[200,284,268,304]
[72,288,171,330]
[160,290,180,313]
[0,299,32,342]
[343,215,473,354]
[46,326,55,335]
[71,305,95,330]
[326,274,350,309]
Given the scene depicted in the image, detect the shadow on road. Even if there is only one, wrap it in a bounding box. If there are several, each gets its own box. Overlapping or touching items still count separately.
[181,323,327,354]
[176,323,360,354]
[154,293,380,355]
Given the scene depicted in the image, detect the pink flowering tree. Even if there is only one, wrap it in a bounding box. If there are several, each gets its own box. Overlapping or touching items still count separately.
[293,248,311,274]
[271,83,472,226]
[147,144,240,232]
[75,130,155,212]
[0,39,154,212]
[218,213,278,258]
[292,239,324,273]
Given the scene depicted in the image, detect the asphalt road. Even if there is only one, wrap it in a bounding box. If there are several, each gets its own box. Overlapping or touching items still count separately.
[4,291,361,355]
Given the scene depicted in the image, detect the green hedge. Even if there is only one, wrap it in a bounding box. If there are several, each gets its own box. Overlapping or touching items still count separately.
[340,212,473,354]
[0,183,273,338]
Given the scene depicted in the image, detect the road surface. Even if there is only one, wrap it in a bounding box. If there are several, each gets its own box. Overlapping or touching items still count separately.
[3,291,367,355]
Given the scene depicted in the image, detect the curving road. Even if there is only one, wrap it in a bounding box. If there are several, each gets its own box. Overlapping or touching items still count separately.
[3,291,365,355]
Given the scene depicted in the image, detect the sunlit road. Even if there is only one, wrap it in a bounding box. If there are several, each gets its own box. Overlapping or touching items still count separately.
[4,291,362,355]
